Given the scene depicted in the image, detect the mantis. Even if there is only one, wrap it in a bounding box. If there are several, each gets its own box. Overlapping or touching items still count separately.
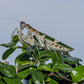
[11,21,74,52]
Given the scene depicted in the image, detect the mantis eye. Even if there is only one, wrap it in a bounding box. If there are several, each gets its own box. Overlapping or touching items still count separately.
[20,21,26,30]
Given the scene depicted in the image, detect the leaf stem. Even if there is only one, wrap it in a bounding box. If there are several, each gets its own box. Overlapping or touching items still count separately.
[48,72,72,82]
[0,44,27,50]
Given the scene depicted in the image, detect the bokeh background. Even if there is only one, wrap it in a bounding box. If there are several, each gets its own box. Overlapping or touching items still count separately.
[0,0,84,66]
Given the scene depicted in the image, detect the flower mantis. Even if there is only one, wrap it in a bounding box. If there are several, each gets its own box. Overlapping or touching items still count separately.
[11,21,74,52]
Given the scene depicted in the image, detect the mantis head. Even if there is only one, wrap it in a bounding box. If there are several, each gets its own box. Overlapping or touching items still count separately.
[20,21,26,30]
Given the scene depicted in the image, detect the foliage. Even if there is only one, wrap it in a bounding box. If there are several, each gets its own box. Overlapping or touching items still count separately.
[0,62,23,84]
[0,35,84,84]
[71,65,84,83]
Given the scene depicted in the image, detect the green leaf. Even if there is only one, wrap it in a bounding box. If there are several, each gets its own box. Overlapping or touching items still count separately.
[18,67,36,80]
[51,52,62,68]
[71,65,84,82]
[37,65,53,72]
[15,52,31,66]
[41,57,50,64]
[29,79,32,84]
[63,51,70,56]
[0,74,1,80]
[12,35,19,44]
[0,43,14,47]
[39,50,51,64]
[0,35,19,48]
[33,45,39,60]
[40,55,50,59]
[2,48,16,60]
[49,78,59,84]
[22,43,28,52]
[51,52,58,68]
[18,60,35,67]
[55,63,73,72]
[0,35,18,60]
[40,50,51,58]
[45,77,51,82]
[18,64,37,71]
[3,77,23,84]
[0,62,17,78]
[0,80,5,84]
[47,63,52,68]
[63,56,82,65]
[32,71,45,84]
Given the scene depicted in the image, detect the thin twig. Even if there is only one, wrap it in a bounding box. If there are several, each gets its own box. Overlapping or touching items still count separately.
[31,54,37,64]
[48,72,72,82]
